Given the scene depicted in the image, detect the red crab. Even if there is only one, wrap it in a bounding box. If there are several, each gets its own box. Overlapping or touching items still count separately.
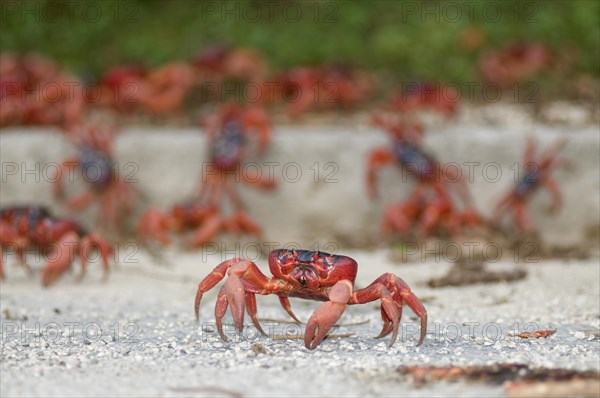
[494,137,567,232]
[479,42,551,87]
[367,115,470,201]
[381,186,482,239]
[137,200,223,248]
[196,103,275,243]
[53,125,136,233]
[194,249,427,349]
[139,103,276,248]
[140,62,196,115]
[367,116,482,238]
[0,206,112,286]
[276,65,373,116]
[194,45,267,84]
[0,53,84,128]
[367,118,446,201]
[98,62,196,115]
[387,82,459,117]
[97,64,148,112]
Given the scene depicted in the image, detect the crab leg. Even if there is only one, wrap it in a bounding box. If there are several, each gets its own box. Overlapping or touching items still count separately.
[304,280,353,350]
[245,293,267,335]
[418,195,452,237]
[223,178,245,211]
[53,156,79,198]
[438,166,473,207]
[137,208,172,245]
[215,287,229,340]
[225,211,263,237]
[195,258,242,321]
[207,268,267,341]
[366,148,394,198]
[41,232,80,287]
[0,245,4,279]
[67,191,96,210]
[381,203,412,237]
[493,191,515,226]
[0,222,20,279]
[418,205,443,237]
[194,259,271,329]
[352,273,427,346]
[242,167,276,190]
[278,296,302,323]
[241,106,271,155]
[188,212,223,248]
[374,294,402,339]
[513,201,533,232]
[79,234,112,281]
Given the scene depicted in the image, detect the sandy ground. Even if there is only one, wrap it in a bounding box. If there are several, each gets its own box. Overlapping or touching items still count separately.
[1,248,598,397]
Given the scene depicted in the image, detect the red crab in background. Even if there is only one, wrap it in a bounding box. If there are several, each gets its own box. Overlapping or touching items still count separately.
[387,82,459,117]
[367,114,483,239]
[138,103,275,248]
[494,137,568,233]
[140,62,196,115]
[97,64,148,112]
[381,185,482,239]
[275,65,374,116]
[194,249,427,349]
[194,45,267,84]
[137,200,222,248]
[0,53,27,126]
[98,62,196,115]
[198,103,275,241]
[0,53,84,128]
[53,125,136,233]
[0,206,112,286]
[478,42,552,87]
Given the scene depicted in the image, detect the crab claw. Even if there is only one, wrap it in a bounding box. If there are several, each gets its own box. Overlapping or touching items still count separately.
[80,233,112,281]
[304,280,352,350]
[224,273,246,332]
[304,301,346,350]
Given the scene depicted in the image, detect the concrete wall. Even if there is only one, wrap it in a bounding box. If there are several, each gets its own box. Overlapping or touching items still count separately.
[1,123,598,247]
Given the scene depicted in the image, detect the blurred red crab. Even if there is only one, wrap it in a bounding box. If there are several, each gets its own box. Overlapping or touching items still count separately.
[478,42,552,87]
[494,137,567,233]
[0,53,84,128]
[367,113,483,239]
[276,65,374,116]
[53,124,137,233]
[0,206,112,286]
[138,103,275,247]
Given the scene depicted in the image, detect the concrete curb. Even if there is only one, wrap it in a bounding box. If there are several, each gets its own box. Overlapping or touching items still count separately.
[1,123,598,247]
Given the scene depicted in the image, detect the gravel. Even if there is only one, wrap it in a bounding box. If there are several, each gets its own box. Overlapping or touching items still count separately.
[1,249,599,397]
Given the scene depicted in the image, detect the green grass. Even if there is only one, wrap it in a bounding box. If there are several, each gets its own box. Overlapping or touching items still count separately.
[1,0,598,87]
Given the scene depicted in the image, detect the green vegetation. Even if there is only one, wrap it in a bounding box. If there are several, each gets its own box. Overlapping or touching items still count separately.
[1,0,598,84]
